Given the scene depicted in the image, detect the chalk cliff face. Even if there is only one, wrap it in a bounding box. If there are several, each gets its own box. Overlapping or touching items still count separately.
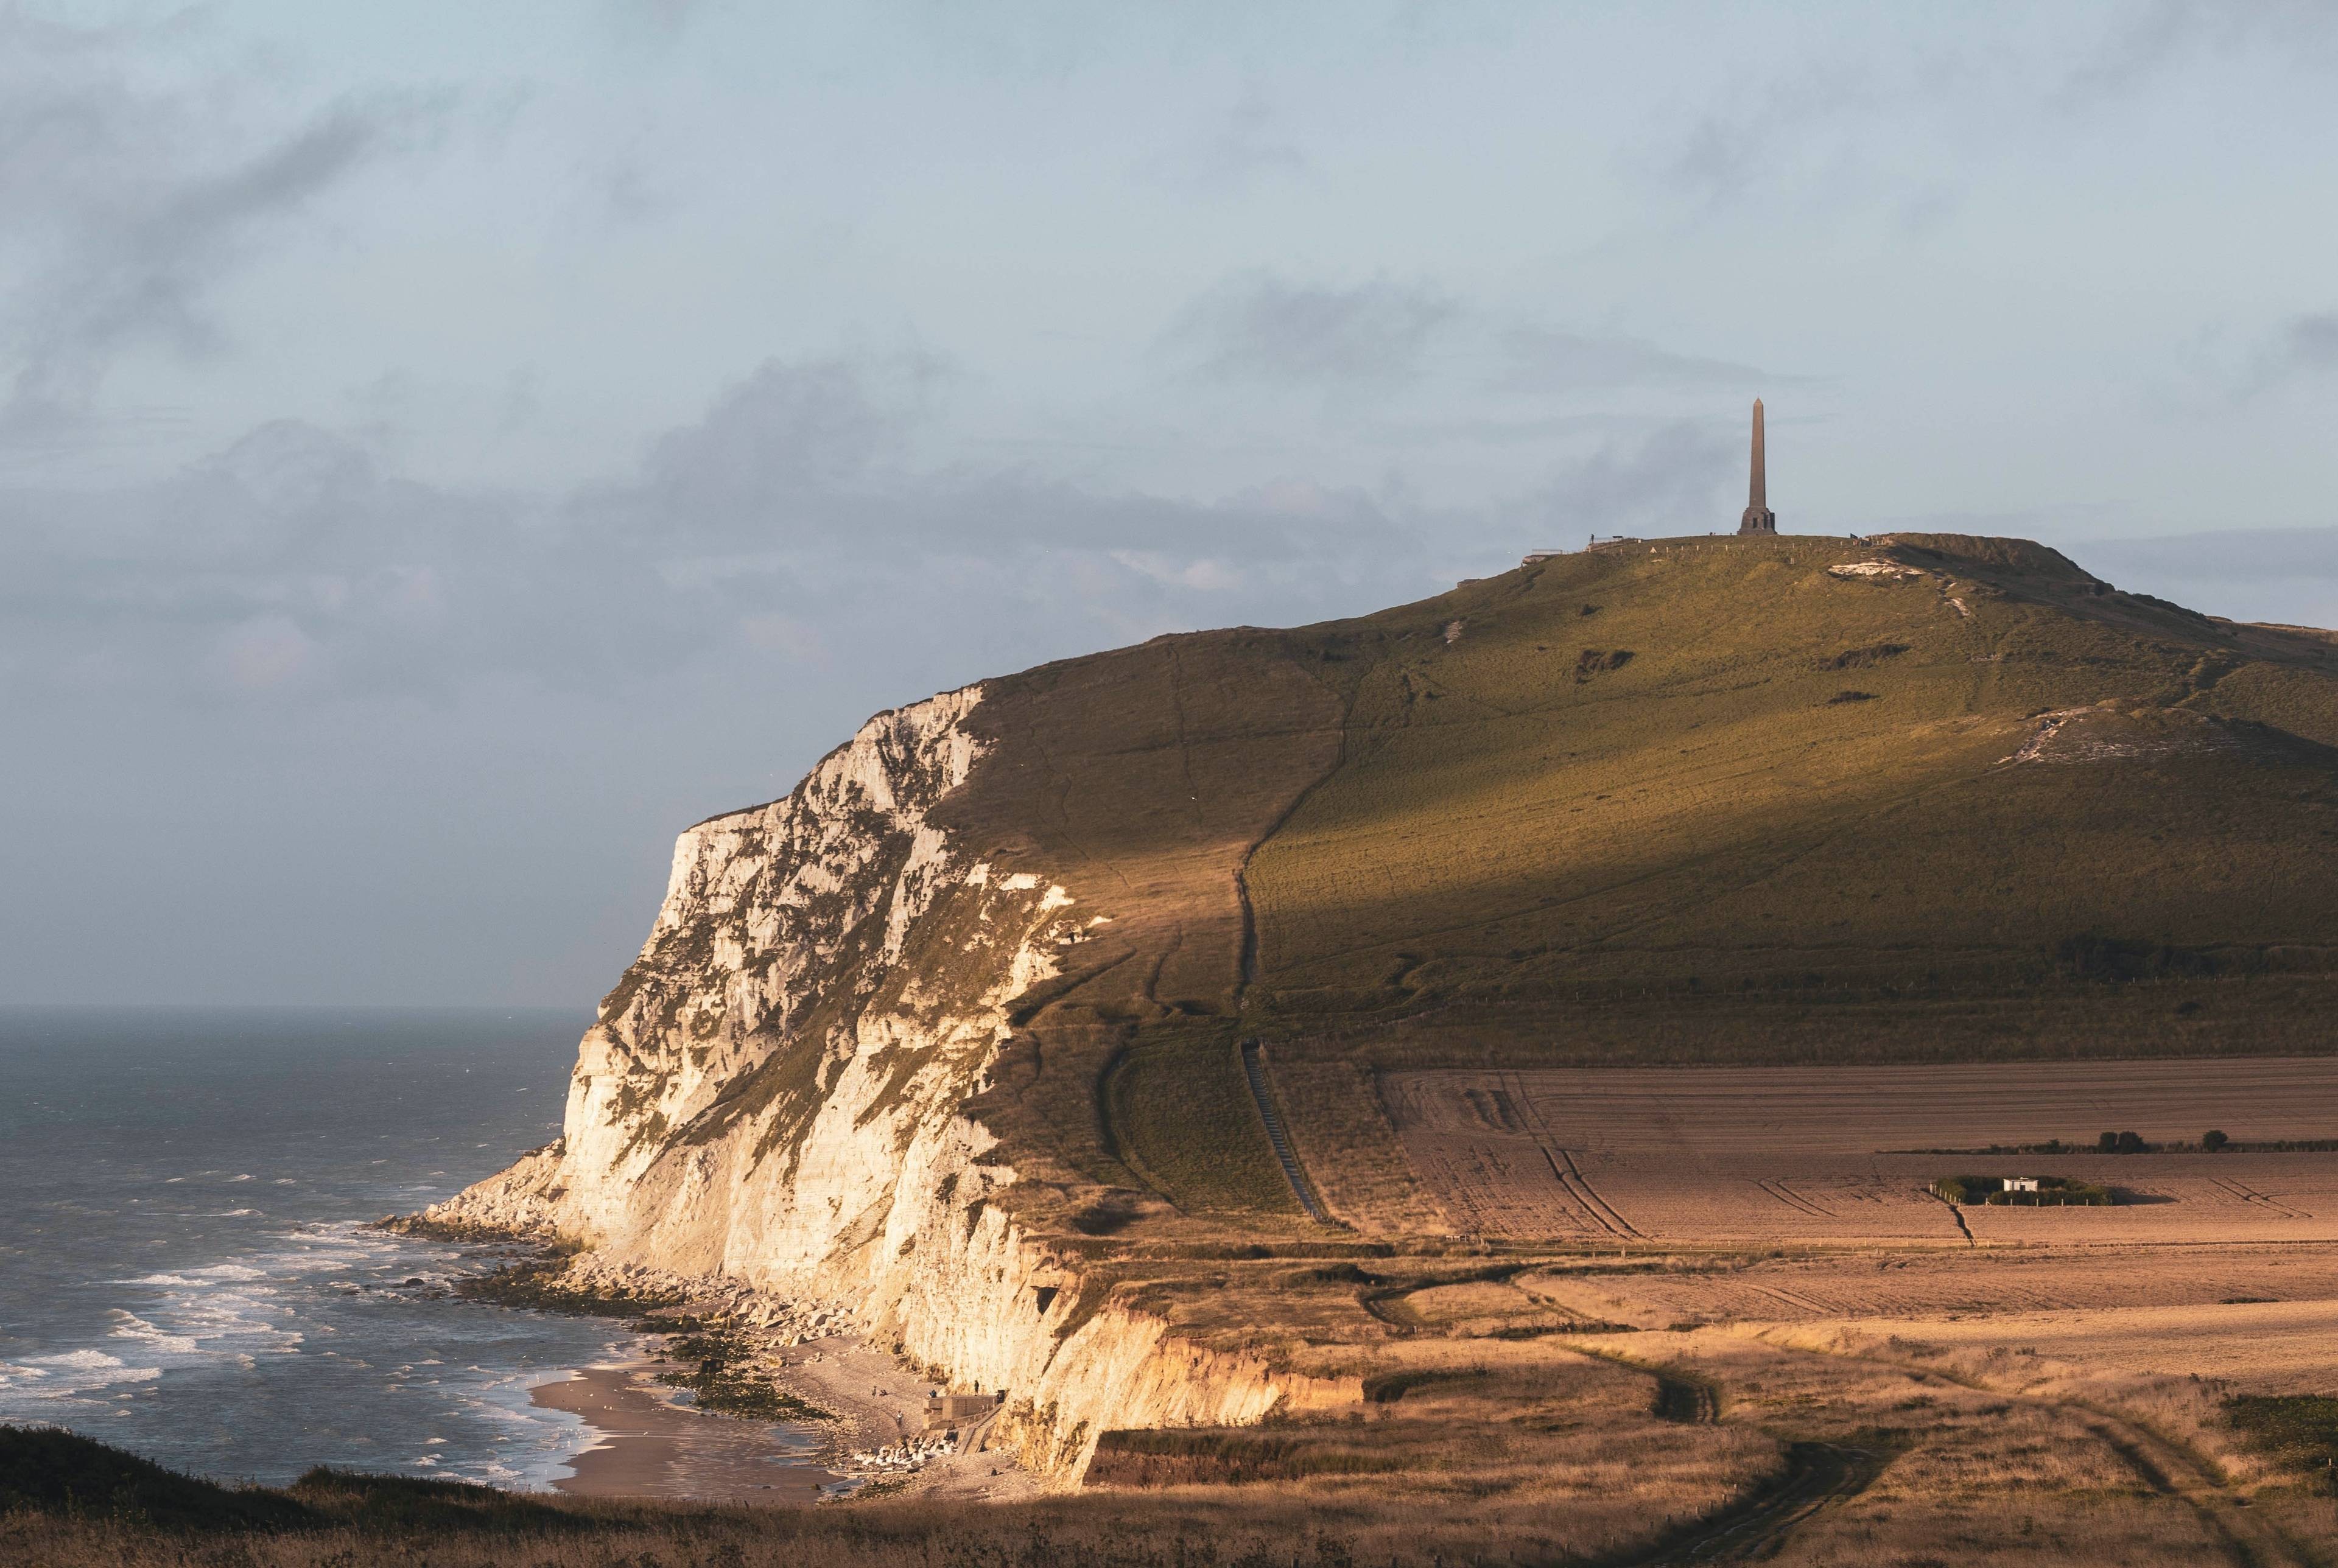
[428,678,1352,1477]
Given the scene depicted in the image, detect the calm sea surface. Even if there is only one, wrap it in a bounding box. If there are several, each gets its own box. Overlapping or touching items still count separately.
[0,1007,642,1488]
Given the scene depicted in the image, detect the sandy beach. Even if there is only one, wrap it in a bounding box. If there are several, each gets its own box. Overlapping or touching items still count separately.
[532,1362,834,1502]
[528,1335,1051,1504]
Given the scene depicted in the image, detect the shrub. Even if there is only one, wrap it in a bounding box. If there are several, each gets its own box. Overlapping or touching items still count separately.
[2204,1129,2230,1151]
[1933,1175,2111,1206]
[1985,1177,2111,1207]
[1573,649,1634,682]
[2055,933,2230,982]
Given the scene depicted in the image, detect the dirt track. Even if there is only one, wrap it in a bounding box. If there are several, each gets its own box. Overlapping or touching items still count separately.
[1637,1441,1884,1564]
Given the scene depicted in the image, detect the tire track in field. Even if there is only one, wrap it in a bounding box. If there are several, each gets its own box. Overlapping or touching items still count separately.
[2210,1176,2310,1219]
[1743,1283,1833,1317]
[1758,1178,1834,1219]
[1508,1071,1645,1240]
[1545,1144,1645,1240]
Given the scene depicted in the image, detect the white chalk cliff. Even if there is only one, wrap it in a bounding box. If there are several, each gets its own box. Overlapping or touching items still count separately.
[426,684,1350,1478]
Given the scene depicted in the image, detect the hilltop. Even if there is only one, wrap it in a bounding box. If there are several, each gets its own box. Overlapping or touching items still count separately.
[415,529,2338,1483]
[947,531,2338,1222]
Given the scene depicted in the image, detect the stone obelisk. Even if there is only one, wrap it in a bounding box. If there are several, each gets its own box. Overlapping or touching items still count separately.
[1738,398,1777,535]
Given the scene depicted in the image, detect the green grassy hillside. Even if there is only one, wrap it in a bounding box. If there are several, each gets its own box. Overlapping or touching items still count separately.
[1250,533,2338,1010]
[929,534,2338,1228]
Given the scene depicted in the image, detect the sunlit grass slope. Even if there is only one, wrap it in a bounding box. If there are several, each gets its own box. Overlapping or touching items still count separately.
[1246,533,2338,1017]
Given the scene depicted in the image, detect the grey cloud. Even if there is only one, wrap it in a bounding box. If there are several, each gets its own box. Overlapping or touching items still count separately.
[2244,313,2338,394]
[1511,422,1736,547]
[1648,55,1892,212]
[1496,328,1769,395]
[627,357,935,523]
[2082,526,2338,585]
[592,354,1413,559]
[1143,86,1308,193]
[0,343,1772,727]
[2064,1,2338,102]
[606,0,704,38]
[0,355,1430,710]
[0,16,409,439]
[2076,526,2338,628]
[1661,113,1764,211]
[1164,273,1459,384]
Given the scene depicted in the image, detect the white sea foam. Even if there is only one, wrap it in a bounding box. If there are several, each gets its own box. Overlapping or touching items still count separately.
[107,1312,200,1355]
[458,1368,599,1493]
[1,1349,164,1399]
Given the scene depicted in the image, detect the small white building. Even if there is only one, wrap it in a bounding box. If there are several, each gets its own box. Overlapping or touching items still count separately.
[2003,1177,2041,1193]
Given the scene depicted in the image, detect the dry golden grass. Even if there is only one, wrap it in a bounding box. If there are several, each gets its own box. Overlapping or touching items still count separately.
[23,1231,2338,1566]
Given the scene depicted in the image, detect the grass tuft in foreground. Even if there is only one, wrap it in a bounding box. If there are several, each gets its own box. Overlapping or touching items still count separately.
[0,1424,1690,1568]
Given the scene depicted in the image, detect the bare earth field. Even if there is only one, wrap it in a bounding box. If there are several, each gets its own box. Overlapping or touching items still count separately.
[1385,1057,2338,1244]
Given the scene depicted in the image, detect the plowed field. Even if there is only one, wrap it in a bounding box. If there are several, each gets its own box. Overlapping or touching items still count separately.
[1384,1059,2338,1244]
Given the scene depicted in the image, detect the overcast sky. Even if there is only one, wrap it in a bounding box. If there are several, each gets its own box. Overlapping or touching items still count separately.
[6,1,2338,1006]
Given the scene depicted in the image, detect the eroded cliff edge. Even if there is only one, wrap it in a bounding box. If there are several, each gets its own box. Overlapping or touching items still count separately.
[420,656,1360,1479]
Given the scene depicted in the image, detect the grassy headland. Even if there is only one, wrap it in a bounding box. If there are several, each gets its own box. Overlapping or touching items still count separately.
[904,533,2338,1231]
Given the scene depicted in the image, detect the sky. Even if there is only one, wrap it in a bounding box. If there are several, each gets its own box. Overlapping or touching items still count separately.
[5,1,2338,1006]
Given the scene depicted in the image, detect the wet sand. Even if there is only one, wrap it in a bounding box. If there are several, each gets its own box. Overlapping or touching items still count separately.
[532,1362,836,1502]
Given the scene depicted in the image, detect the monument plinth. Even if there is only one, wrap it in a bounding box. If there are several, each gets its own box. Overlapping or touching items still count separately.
[1738,398,1777,535]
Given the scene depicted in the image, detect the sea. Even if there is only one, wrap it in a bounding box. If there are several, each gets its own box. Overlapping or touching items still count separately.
[0,1006,646,1490]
